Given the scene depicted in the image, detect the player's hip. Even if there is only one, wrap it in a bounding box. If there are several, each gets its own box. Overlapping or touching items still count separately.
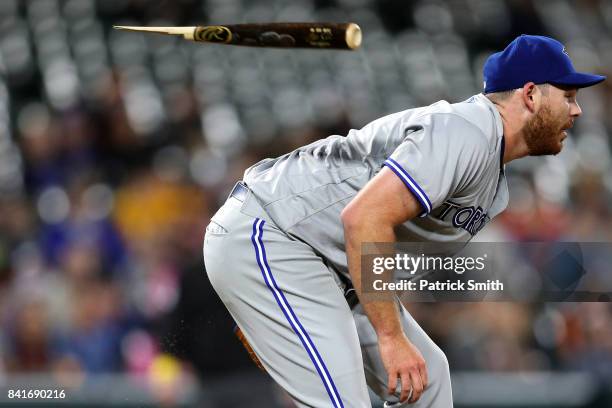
[204,181,273,241]
[203,182,297,288]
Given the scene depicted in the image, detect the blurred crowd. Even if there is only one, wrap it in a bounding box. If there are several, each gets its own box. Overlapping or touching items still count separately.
[0,0,611,405]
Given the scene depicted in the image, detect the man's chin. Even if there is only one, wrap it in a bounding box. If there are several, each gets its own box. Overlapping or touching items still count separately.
[528,143,563,156]
[555,132,567,154]
[548,142,563,155]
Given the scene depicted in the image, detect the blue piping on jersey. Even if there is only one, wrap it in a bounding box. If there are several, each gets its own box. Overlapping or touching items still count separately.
[383,158,432,217]
[251,219,345,408]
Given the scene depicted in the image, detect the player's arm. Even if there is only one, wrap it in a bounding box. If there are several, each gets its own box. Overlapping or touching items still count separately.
[341,167,429,403]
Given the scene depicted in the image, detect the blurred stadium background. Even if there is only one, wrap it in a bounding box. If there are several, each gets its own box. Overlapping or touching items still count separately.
[0,0,611,406]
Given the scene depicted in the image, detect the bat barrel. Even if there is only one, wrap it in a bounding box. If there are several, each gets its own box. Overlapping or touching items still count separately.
[195,22,362,50]
[344,23,362,50]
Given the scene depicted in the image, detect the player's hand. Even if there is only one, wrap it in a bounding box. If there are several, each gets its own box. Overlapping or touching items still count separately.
[378,333,428,403]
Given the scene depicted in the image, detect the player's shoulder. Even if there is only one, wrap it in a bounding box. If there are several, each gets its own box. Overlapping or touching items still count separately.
[416,94,501,153]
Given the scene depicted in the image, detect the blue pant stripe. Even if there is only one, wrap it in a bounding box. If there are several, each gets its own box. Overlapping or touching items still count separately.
[251,218,344,408]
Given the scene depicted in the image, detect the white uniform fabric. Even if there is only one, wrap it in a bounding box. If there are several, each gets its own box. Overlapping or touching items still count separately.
[204,94,507,407]
[242,94,508,281]
[204,194,452,407]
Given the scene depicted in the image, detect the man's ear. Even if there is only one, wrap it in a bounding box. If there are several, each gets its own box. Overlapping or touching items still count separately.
[521,82,538,113]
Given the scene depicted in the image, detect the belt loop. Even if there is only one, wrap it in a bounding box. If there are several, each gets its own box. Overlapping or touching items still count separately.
[229,181,248,202]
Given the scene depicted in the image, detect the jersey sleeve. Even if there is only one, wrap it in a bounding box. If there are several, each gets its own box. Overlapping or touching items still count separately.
[383,114,490,216]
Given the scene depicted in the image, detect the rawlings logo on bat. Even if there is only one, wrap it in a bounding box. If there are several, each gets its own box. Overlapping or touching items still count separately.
[195,26,233,43]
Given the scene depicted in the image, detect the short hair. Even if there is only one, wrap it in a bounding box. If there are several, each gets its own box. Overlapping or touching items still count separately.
[485,83,550,103]
[484,89,517,103]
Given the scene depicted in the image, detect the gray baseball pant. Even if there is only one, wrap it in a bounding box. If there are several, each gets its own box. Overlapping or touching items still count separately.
[203,187,453,408]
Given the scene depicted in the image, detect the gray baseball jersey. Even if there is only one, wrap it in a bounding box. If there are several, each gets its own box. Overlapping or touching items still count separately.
[243,93,509,279]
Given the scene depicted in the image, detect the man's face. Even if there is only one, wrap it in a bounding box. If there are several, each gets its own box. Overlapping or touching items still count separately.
[523,85,582,156]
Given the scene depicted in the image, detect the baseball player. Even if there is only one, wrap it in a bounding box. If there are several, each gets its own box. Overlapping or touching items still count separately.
[203,35,605,407]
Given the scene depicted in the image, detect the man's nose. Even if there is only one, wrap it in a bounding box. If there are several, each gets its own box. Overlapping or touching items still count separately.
[570,101,582,117]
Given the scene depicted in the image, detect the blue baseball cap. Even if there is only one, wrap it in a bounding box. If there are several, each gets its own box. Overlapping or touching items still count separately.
[483,34,606,93]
